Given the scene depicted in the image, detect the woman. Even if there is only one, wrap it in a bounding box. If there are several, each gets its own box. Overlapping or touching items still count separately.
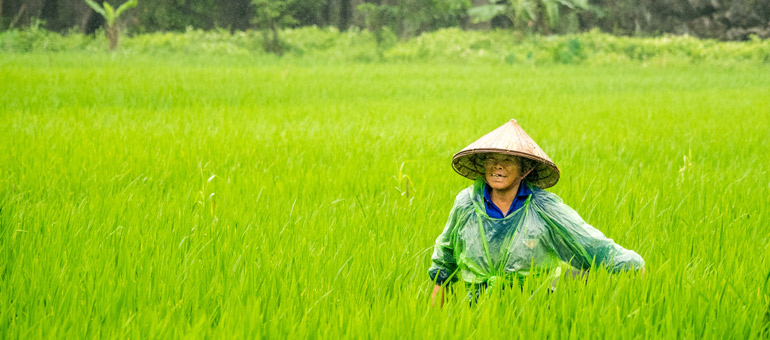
[428,120,645,306]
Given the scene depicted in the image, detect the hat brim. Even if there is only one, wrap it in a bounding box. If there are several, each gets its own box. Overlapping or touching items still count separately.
[452,148,560,189]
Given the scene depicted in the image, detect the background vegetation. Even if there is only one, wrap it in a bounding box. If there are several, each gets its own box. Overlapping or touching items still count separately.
[1,0,769,41]
[1,26,769,65]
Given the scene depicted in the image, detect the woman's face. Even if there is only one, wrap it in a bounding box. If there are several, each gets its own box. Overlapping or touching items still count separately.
[484,154,523,192]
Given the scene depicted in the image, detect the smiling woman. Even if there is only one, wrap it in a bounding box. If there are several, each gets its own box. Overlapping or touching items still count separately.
[480,153,537,218]
[429,119,646,306]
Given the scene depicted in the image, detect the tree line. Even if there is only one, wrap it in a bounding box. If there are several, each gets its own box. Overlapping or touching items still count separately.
[1,0,768,41]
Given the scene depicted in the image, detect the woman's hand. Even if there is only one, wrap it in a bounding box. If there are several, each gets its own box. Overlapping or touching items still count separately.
[431,285,445,308]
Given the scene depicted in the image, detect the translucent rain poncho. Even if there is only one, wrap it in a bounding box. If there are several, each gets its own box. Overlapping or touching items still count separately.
[428,178,645,290]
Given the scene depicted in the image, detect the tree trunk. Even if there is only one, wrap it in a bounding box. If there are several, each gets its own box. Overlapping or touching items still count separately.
[321,0,331,27]
[9,3,25,28]
[271,25,282,55]
[107,24,118,51]
[339,0,351,30]
[40,0,57,30]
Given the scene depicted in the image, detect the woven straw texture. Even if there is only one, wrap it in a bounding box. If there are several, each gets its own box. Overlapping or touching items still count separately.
[452,119,560,188]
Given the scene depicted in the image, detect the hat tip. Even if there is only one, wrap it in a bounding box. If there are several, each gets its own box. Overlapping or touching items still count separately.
[510,119,518,123]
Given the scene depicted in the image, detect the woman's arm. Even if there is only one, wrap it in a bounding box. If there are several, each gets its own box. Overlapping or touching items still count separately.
[427,222,459,286]
[535,191,645,273]
[427,191,470,302]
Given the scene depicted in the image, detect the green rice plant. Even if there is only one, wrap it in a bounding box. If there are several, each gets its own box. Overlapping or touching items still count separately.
[394,161,418,203]
[0,51,769,338]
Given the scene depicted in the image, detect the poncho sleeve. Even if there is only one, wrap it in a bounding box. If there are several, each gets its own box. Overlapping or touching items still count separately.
[533,190,645,273]
[427,191,468,285]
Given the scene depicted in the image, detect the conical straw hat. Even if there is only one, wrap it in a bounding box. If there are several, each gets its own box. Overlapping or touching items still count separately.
[452,119,560,188]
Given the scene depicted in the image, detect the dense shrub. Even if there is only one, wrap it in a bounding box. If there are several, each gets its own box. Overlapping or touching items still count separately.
[1,26,768,65]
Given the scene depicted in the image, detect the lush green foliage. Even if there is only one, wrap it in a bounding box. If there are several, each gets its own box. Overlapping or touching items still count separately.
[1,47,770,338]
[1,27,769,65]
[3,0,769,40]
[356,0,469,39]
[84,0,138,27]
[468,0,592,32]
[83,0,138,50]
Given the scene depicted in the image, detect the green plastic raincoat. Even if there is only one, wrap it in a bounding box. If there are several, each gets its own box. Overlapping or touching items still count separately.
[428,178,645,289]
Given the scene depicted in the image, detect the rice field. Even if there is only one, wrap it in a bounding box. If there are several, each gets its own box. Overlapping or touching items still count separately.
[1,52,769,338]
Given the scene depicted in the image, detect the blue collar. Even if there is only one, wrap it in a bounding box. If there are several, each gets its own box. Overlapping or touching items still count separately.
[483,181,532,218]
[484,181,532,202]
